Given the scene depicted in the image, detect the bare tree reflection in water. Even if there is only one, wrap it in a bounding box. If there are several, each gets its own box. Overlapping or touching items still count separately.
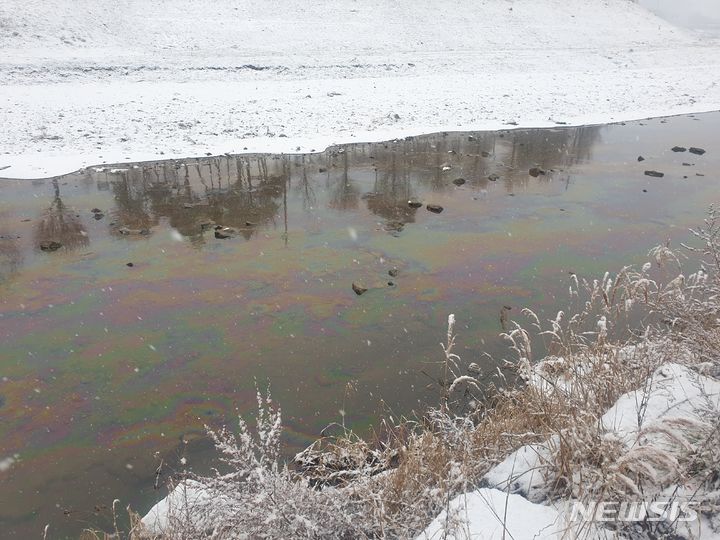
[281,159,289,246]
[294,155,318,213]
[0,232,22,283]
[330,126,599,203]
[365,149,419,232]
[59,124,603,246]
[501,126,600,192]
[327,151,360,211]
[109,167,159,236]
[34,179,89,251]
[106,156,290,244]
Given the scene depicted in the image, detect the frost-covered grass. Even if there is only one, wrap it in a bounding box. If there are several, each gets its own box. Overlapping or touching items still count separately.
[105,209,720,539]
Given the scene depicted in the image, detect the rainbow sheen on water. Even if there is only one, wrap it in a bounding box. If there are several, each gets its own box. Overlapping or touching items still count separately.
[0,113,718,537]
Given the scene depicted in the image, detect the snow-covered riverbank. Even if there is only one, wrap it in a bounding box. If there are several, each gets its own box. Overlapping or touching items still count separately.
[139,335,720,539]
[139,346,720,539]
[417,361,720,539]
[1,0,720,179]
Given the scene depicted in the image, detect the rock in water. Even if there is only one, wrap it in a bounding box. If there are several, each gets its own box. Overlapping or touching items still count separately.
[452,178,466,186]
[214,230,231,239]
[488,173,500,182]
[118,227,150,236]
[528,167,546,177]
[352,282,368,295]
[384,221,404,233]
[426,204,444,214]
[39,241,62,251]
[407,199,423,208]
[637,156,645,162]
[689,147,706,155]
[388,268,399,278]
[644,170,665,178]
[671,146,687,152]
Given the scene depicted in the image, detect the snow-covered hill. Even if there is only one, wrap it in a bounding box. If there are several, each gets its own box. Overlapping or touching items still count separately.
[0,0,699,60]
[1,0,719,178]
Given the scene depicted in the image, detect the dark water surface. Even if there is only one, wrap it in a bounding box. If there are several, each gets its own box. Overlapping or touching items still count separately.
[0,113,718,537]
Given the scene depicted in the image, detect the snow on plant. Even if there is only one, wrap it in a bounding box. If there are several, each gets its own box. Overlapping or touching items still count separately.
[139,389,363,539]
[430,313,485,416]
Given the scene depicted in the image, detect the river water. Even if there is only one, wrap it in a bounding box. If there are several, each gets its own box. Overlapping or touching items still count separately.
[0,112,718,537]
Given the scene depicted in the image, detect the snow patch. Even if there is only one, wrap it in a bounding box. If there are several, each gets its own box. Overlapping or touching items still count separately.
[141,479,213,534]
[602,362,720,446]
[416,488,564,540]
[0,455,17,472]
[482,441,555,503]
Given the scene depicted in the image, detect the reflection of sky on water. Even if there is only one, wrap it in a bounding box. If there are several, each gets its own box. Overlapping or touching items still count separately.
[0,113,718,537]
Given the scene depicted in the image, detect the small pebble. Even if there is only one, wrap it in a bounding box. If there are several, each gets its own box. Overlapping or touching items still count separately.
[352,282,367,296]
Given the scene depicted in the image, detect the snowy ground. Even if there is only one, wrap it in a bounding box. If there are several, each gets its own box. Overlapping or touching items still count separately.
[1,0,720,179]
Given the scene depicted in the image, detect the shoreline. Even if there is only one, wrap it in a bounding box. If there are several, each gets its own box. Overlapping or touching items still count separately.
[2,107,718,181]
